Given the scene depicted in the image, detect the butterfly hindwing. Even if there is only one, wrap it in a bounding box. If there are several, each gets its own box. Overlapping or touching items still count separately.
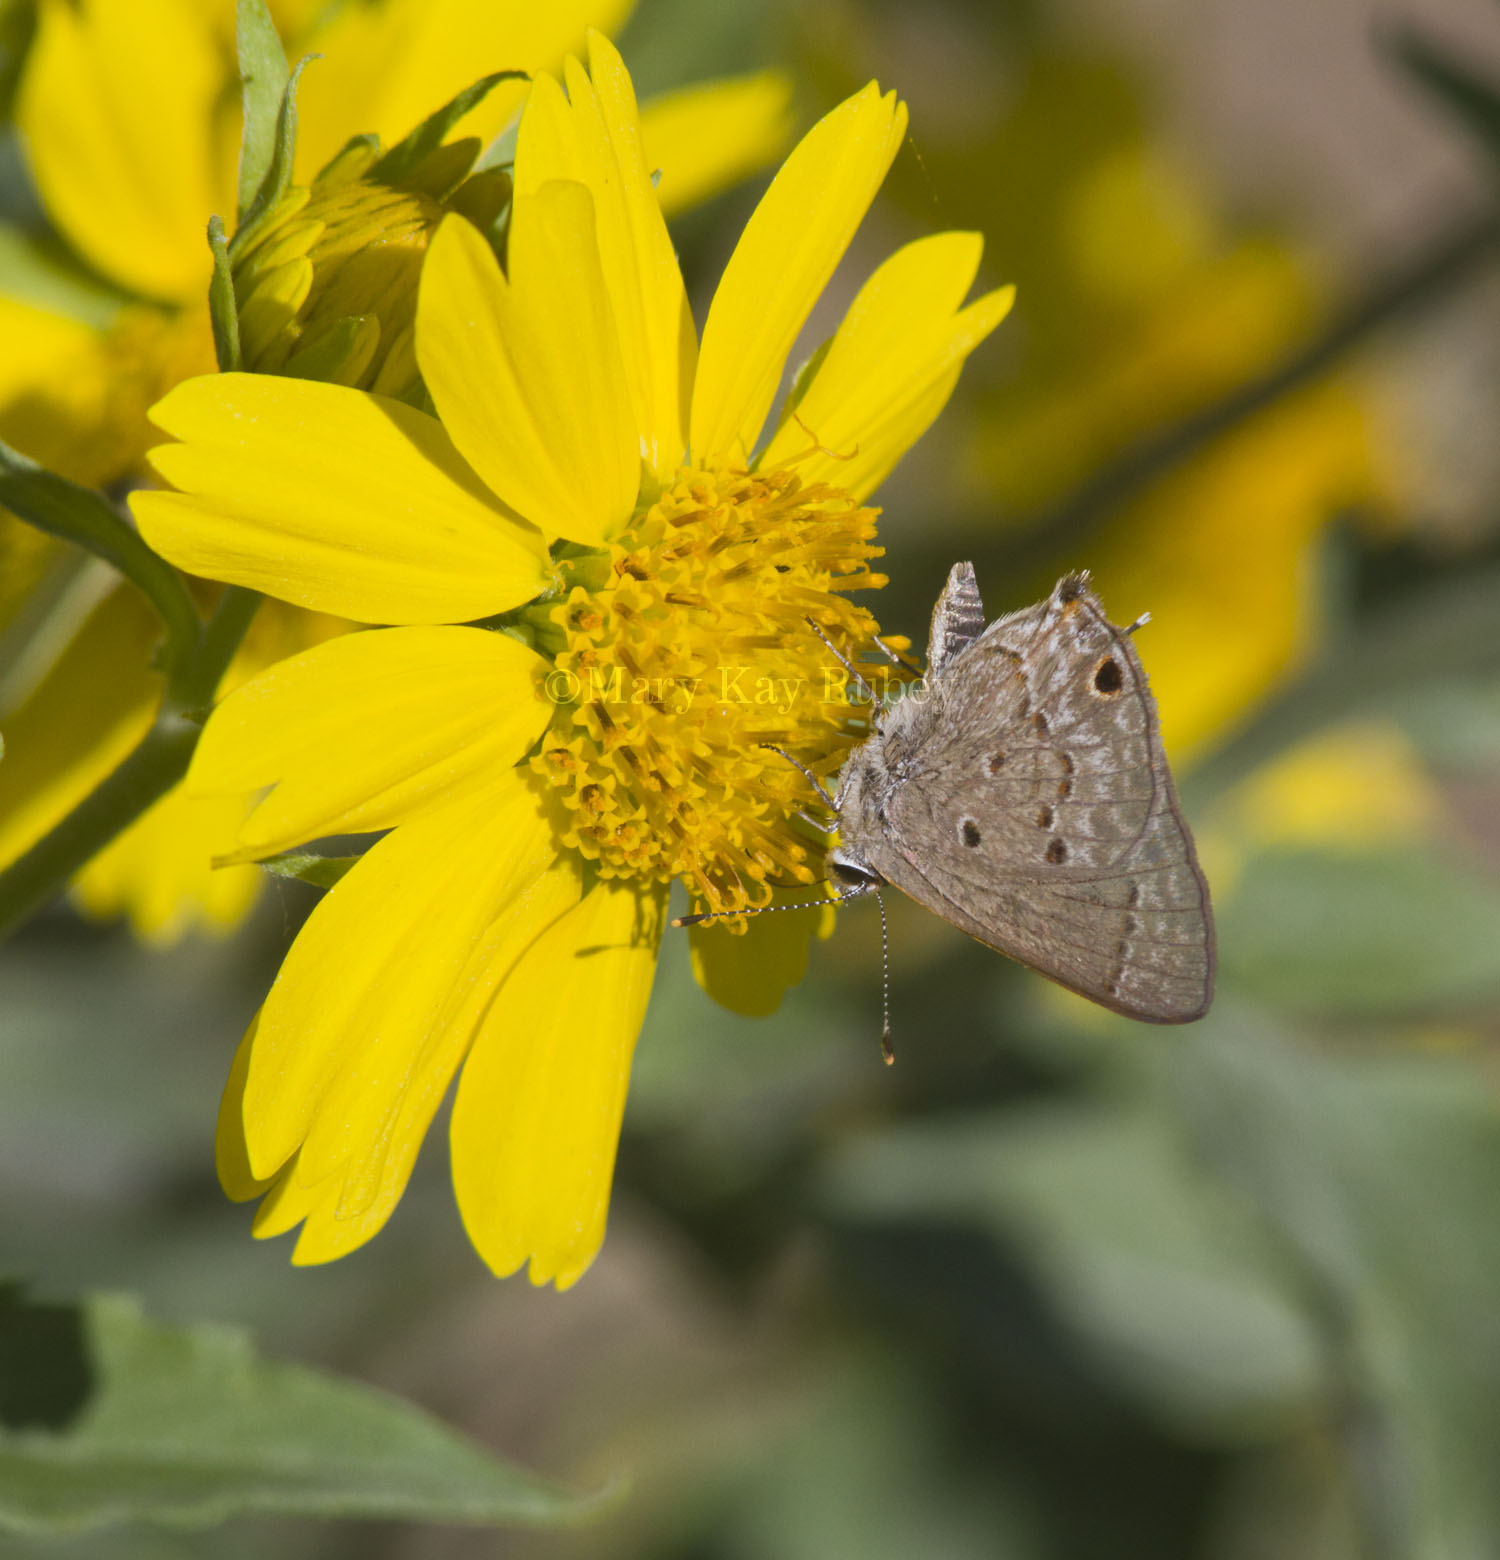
[844,575,1214,1023]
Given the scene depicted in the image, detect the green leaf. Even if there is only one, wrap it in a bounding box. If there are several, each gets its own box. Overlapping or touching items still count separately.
[0,441,201,670]
[230,53,318,260]
[1177,1012,1500,1559]
[1216,848,1500,1015]
[257,849,361,889]
[1392,27,1500,165]
[0,1292,609,1533]
[206,216,241,373]
[370,71,527,189]
[235,0,290,221]
[819,1100,1321,1436]
[0,1288,92,1434]
[729,1351,1034,1560]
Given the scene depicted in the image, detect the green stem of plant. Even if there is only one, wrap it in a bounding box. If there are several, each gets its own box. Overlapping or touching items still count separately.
[1006,205,1500,564]
[0,587,261,941]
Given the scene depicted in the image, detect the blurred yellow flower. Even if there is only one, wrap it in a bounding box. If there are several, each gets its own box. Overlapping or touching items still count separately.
[1194,720,1444,895]
[132,37,1010,1284]
[926,50,1398,762]
[0,0,794,941]
[974,198,1390,759]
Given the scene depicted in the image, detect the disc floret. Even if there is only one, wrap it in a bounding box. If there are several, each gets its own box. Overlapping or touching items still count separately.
[533,461,897,918]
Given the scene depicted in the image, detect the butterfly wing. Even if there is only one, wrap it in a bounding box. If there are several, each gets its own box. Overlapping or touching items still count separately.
[865,577,1214,1023]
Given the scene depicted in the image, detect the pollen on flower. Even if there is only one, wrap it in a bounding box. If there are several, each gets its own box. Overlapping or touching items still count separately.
[531,463,902,922]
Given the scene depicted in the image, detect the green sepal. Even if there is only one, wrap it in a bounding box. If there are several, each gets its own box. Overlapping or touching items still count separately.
[313,133,381,186]
[446,166,513,242]
[230,52,319,261]
[1393,27,1500,165]
[773,337,833,439]
[0,1288,611,1532]
[0,440,201,671]
[370,70,528,189]
[206,215,242,372]
[476,118,518,173]
[282,314,380,384]
[235,0,290,221]
[400,136,484,200]
[257,849,362,889]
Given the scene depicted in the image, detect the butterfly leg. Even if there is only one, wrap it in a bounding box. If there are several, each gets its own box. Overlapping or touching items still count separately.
[758,742,839,808]
[804,617,883,710]
[872,635,923,675]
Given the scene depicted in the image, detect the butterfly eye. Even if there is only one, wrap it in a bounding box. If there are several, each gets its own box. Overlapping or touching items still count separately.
[1092,657,1124,695]
[830,855,884,888]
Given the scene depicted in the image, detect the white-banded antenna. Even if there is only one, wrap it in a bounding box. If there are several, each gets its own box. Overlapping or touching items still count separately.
[672,881,874,930]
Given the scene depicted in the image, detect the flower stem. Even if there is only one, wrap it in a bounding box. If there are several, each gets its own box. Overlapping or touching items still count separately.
[0,586,261,941]
[1007,205,1500,564]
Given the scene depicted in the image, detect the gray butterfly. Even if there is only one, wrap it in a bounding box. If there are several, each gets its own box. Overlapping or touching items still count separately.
[828,564,1215,1024]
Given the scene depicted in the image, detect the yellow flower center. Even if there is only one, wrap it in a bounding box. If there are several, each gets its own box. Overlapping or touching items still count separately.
[532,462,899,918]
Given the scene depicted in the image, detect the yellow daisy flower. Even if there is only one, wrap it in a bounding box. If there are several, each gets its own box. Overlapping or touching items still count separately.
[1,0,793,941]
[131,35,1012,1286]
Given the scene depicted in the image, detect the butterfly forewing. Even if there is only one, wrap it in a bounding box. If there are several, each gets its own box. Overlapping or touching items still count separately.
[848,576,1214,1023]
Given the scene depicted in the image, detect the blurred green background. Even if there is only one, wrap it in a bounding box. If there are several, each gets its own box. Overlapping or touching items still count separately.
[6,0,1500,1555]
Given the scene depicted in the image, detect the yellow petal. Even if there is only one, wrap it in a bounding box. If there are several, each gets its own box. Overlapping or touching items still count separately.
[0,574,260,944]
[189,625,553,857]
[286,855,582,1264]
[72,785,261,945]
[134,373,552,624]
[690,82,907,461]
[217,1015,275,1203]
[0,299,116,486]
[241,777,556,1182]
[0,514,62,641]
[515,36,693,471]
[16,0,231,302]
[451,876,666,1289]
[0,586,158,876]
[690,891,836,1018]
[293,0,632,183]
[759,233,1014,500]
[640,70,794,217]
[0,297,217,491]
[417,205,638,545]
[250,1159,330,1244]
